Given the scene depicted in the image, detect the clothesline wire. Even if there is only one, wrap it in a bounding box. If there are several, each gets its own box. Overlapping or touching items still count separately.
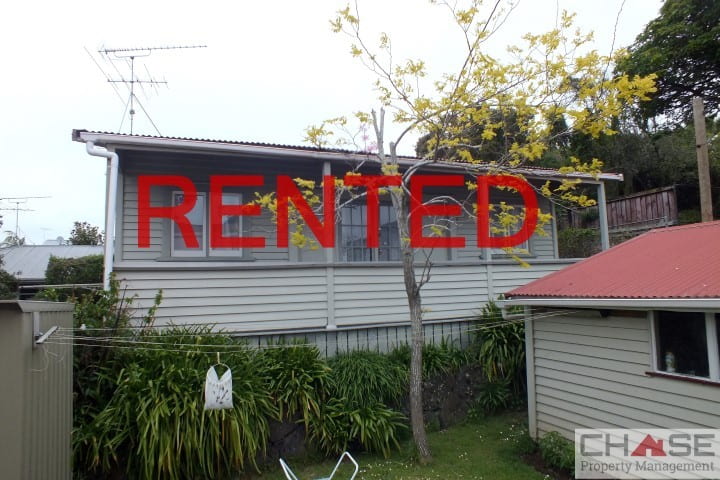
[42,309,576,355]
[51,308,568,345]
[51,320,523,347]
[55,306,549,334]
[56,314,534,340]
[51,314,556,346]
[53,308,552,339]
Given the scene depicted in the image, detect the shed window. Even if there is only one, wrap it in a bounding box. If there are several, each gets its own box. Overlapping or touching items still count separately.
[654,311,720,381]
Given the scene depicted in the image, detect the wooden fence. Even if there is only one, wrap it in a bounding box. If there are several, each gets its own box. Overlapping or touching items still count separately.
[571,186,678,232]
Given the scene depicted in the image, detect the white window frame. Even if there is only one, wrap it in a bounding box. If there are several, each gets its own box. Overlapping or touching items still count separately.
[169,191,245,258]
[649,310,720,382]
[338,202,401,263]
[170,191,207,258]
[209,192,244,257]
[490,208,531,257]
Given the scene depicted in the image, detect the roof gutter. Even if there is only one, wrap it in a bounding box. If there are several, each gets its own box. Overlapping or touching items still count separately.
[84,141,118,290]
[73,130,623,183]
[501,297,720,311]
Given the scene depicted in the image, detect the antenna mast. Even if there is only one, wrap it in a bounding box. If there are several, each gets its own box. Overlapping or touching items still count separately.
[0,196,50,239]
[96,44,207,135]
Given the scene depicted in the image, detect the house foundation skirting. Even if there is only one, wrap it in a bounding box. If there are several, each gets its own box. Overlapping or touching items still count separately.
[234,318,476,357]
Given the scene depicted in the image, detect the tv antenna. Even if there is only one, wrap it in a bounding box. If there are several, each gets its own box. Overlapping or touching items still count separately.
[93,44,207,135]
[0,196,50,239]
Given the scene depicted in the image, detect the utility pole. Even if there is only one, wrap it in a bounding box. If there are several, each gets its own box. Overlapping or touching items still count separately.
[692,97,714,222]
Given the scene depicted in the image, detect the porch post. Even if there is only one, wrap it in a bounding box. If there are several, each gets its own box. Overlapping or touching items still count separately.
[323,160,336,330]
[597,182,610,251]
[524,305,538,440]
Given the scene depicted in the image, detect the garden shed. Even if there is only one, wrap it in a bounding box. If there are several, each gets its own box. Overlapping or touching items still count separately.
[0,300,74,479]
[503,221,720,441]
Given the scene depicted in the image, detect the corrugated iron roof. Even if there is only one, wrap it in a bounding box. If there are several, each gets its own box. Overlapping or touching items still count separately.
[73,129,378,156]
[0,245,103,282]
[507,220,720,299]
[72,129,623,181]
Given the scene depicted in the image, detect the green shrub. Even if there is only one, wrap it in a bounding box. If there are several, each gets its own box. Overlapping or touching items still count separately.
[256,341,331,426]
[0,269,18,299]
[538,431,575,474]
[310,350,408,457]
[329,350,407,407]
[43,254,104,300]
[76,327,277,480]
[557,227,600,258]
[310,398,406,458]
[475,301,526,399]
[469,379,512,418]
[72,279,141,478]
[45,254,103,285]
[678,208,701,225]
[388,339,470,379]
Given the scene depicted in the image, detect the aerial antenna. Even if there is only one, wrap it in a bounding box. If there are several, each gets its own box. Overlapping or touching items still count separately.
[0,196,50,239]
[95,44,207,135]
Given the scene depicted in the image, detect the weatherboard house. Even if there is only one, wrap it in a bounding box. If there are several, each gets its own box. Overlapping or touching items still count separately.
[504,220,720,441]
[73,129,618,351]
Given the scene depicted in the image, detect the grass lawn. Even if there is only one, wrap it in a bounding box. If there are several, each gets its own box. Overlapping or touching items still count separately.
[244,410,549,480]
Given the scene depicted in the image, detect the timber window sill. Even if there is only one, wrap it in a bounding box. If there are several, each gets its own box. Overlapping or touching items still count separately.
[645,370,720,387]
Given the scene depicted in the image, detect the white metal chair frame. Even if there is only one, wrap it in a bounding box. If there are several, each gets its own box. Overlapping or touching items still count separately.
[279,451,359,480]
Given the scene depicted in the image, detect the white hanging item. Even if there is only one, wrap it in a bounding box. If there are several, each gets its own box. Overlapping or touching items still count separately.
[204,359,233,410]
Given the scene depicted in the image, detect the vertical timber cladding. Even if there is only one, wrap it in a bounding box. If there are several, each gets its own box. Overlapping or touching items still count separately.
[0,301,74,480]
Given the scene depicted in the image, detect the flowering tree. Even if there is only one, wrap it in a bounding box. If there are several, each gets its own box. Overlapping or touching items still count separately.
[260,0,655,462]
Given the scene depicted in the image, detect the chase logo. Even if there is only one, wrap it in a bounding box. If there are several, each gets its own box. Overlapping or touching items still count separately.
[575,429,720,478]
[631,434,666,457]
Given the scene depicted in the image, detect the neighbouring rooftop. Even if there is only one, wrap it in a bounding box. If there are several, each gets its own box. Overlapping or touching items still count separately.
[0,245,103,282]
[507,220,720,299]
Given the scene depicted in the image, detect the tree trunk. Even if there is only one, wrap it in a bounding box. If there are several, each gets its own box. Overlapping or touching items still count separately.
[404,261,432,463]
[376,120,432,462]
[393,184,432,463]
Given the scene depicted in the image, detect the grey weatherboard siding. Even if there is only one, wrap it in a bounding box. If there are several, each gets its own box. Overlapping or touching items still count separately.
[115,152,569,333]
[527,310,720,440]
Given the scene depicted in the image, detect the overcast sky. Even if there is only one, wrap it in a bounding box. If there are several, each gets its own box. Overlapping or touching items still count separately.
[0,0,662,245]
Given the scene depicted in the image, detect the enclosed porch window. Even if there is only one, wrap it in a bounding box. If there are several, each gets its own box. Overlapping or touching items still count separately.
[339,203,401,262]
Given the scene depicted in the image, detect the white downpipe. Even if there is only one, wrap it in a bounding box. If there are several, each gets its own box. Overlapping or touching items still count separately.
[85,141,118,290]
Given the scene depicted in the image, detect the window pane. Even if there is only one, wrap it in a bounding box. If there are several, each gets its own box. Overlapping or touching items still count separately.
[491,208,529,255]
[379,205,400,261]
[173,193,205,251]
[221,194,241,239]
[657,311,709,377]
[210,193,242,255]
[340,203,371,261]
[340,203,400,262]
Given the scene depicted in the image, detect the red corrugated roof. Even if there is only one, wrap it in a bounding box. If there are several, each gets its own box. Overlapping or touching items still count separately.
[508,221,720,299]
